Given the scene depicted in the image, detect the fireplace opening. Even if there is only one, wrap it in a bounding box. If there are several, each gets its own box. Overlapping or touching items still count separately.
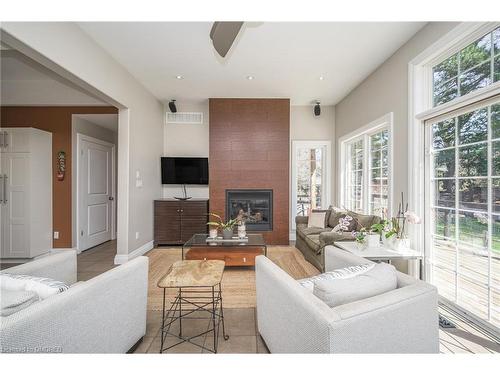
[226,189,273,231]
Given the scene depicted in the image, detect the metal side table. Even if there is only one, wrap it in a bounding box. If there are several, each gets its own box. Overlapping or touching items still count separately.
[157,260,229,353]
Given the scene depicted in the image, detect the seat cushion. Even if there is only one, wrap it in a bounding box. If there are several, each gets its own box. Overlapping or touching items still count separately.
[296,224,329,241]
[313,262,397,307]
[0,288,38,317]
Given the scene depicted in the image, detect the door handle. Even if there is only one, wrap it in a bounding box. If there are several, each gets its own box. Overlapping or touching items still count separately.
[0,132,3,148]
[3,132,7,148]
[2,175,6,204]
[108,196,114,201]
[0,175,3,204]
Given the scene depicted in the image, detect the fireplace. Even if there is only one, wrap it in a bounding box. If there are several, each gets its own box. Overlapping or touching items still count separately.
[226,190,273,231]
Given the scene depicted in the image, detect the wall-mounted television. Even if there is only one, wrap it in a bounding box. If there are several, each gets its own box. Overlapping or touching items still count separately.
[161,157,209,185]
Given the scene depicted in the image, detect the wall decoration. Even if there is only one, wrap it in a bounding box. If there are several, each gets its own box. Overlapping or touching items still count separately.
[57,151,66,181]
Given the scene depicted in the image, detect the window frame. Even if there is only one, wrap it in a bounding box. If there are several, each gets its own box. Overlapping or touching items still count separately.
[338,113,393,216]
[424,95,500,327]
[409,22,500,334]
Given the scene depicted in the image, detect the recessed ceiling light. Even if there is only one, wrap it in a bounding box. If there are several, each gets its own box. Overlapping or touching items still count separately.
[319,76,324,81]
[176,75,184,80]
[246,75,254,80]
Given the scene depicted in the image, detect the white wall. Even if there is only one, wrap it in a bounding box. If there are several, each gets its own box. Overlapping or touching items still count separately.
[290,104,336,203]
[334,22,459,215]
[1,80,107,106]
[71,116,118,248]
[0,22,164,259]
[162,100,209,199]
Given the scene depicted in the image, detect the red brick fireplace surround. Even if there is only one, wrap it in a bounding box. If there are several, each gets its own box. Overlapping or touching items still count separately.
[209,98,290,245]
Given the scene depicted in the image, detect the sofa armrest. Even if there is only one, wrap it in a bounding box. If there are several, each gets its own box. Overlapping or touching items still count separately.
[295,216,309,225]
[324,245,373,271]
[0,256,148,353]
[1,250,77,285]
[329,279,439,353]
[255,255,340,353]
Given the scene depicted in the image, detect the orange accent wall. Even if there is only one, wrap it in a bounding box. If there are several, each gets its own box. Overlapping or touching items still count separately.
[0,106,118,248]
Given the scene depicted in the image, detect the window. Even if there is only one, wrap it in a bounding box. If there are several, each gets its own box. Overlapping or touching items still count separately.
[426,98,500,328]
[291,141,331,222]
[340,115,392,216]
[433,26,500,106]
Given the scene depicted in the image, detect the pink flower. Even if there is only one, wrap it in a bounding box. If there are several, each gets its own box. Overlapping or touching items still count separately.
[404,211,421,224]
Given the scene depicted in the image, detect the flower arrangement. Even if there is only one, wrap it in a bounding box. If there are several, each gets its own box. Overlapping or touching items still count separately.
[352,227,368,244]
[382,193,421,250]
[207,213,238,230]
[207,213,238,239]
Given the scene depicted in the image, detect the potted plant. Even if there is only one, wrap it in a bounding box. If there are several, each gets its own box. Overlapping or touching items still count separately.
[352,228,368,250]
[384,193,421,251]
[207,213,238,239]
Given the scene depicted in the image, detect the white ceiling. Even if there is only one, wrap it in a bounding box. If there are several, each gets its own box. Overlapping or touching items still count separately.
[78,22,426,105]
[74,113,118,132]
[0,50,108,106]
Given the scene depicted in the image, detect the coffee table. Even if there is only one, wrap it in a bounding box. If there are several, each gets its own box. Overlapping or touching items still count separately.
[182,233,267,267]
[157,260,229,353]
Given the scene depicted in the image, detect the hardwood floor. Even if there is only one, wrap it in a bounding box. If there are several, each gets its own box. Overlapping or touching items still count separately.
[2,240,498,353]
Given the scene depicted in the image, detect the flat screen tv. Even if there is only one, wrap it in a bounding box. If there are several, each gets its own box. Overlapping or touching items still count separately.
[161,157,209,185]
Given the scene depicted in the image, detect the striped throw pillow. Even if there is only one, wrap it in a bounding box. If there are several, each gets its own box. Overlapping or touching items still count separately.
[298,263,375,292]
[0,274,69,300]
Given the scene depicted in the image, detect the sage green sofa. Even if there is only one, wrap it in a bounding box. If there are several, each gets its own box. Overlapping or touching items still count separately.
[295,209,381,271]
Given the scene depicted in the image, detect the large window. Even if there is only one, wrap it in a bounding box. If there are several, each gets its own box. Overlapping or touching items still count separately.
[291,141,331,221]
[340,116,392,216]
[433,26,500,106]
[426,98,500,328]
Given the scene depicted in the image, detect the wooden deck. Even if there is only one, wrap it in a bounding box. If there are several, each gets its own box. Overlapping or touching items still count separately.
[432,238,500,328]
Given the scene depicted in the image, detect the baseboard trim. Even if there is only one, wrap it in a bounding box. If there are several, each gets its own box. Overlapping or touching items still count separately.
[114,240,154,265]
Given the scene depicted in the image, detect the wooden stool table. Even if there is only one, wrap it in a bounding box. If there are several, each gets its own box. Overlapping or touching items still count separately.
[157,260,229,353]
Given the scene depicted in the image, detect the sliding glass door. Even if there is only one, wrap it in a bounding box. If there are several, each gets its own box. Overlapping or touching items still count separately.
[426,98,500,328]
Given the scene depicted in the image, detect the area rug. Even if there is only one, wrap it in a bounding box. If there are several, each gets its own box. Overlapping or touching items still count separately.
[146,246,320,310]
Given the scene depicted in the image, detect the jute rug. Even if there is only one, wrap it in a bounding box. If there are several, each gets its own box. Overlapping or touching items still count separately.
[146,246,320,311]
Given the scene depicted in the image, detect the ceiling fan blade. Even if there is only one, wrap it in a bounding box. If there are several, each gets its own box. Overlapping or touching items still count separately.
[210,22,244,58]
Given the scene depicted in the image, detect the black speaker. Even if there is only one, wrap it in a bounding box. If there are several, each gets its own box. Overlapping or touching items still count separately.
[314,102,321,117]
[168,100,177,113]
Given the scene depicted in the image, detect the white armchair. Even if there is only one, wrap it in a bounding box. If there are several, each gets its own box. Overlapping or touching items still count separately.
[255,247,439,353]
[0,250,148,353]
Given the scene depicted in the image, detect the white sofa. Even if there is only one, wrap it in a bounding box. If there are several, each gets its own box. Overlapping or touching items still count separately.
[0,250,148,353]
[255,246,439,353]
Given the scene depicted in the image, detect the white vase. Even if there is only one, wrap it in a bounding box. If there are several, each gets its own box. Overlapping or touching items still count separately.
[209,228,218,239]
[390,238,410,251]
[355,241,368,251]
[237,224,246,239]
[366,234,380,248]
[382,232,392,247]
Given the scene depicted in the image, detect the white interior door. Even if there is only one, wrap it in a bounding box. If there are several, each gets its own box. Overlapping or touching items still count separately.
[1,152,30,258]
[78,136,113,251]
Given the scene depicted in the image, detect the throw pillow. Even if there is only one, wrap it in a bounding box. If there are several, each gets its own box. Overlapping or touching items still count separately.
[348,210,379,230]
[307,211,327,229]
[312,209,331,228]
[331,214,358,233]
[313,263,397,307]
[0,274,70,300]
[298,263,375,292]
[0,288,39,317]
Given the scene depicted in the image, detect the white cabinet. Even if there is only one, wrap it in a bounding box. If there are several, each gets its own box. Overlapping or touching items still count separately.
[0,128,52,259]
